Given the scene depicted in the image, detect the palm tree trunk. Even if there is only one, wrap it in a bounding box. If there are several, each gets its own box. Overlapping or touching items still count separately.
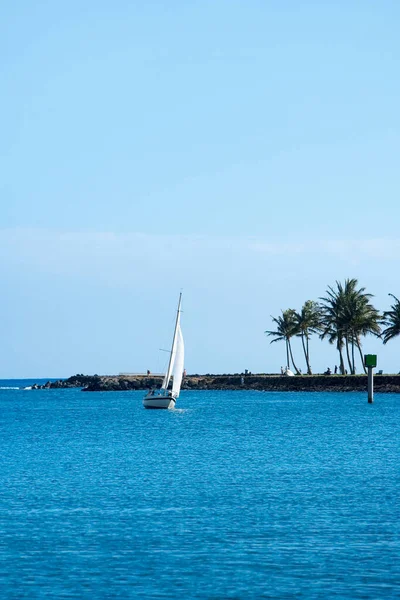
[300,333,310,374]
[337,338,345,374]
[345,336,353,374]
[288,340,301,374]
[351,336,356,373]
[306,335,312,374]
[285,339,290,370]
[356,338,367,374]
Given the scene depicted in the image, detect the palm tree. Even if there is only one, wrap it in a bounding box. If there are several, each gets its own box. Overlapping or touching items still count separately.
[341,282,381,373]
[294,300,322,374]
[319,281,347,374]
[265,309,301,374]
[320,279,380,374]
[382,294,400,344]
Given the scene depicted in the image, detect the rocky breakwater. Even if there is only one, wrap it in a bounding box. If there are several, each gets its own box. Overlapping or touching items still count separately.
[185,374,400,393]
[30,374,164,391]
[31,373,400,393]
[31,375,108,390]
[78,373,400,393]
[82,375,164,392]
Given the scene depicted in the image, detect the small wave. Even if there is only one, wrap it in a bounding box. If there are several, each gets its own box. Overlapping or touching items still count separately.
[0,386,21,390]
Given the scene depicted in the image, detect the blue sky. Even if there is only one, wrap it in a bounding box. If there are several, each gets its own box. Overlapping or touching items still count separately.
[1,1,400,377]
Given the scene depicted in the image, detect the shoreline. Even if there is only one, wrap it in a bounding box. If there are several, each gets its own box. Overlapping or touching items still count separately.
[31,373,400,393]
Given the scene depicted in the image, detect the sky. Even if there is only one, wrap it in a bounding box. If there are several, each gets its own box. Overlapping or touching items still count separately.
[1,1,400,377]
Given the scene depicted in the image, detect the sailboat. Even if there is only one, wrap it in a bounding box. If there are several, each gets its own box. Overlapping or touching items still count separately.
[143,293,185,409]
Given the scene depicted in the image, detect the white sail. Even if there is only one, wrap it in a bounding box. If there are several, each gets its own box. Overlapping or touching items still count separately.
[161,295,182,390]
[161,326,177,389]
[171,324,184,397]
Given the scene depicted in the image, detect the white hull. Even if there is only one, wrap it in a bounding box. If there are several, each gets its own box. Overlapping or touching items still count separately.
[143,393,176,409]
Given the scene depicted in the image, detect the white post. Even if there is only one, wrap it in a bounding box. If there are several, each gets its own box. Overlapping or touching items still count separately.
[368,366,374,403]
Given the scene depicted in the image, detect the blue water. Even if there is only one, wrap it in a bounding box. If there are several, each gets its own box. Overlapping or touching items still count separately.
[0,385,399,599]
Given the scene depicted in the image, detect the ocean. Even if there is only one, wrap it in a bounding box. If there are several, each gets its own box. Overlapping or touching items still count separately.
[0,383,399,598]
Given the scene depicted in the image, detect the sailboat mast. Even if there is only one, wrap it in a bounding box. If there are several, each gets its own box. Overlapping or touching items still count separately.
[162,293,182,390]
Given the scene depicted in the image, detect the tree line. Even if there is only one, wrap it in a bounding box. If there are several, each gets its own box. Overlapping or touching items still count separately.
[265,278,400,375]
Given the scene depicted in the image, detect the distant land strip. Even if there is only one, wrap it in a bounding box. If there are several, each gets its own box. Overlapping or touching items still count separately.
[31,374,400,393]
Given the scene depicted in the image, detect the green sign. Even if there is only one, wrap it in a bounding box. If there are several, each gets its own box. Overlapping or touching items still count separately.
[364,354,377,368]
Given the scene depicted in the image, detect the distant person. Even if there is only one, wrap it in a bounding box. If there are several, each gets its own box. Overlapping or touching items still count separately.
[334,365,338,374]
[147,370,150,376]
[324,367,332,375]
[280,366,284,376]
[183,369,187,378]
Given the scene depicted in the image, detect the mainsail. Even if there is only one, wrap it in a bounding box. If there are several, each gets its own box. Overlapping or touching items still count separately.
[161,294,182,391]
[171,324,184,397]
